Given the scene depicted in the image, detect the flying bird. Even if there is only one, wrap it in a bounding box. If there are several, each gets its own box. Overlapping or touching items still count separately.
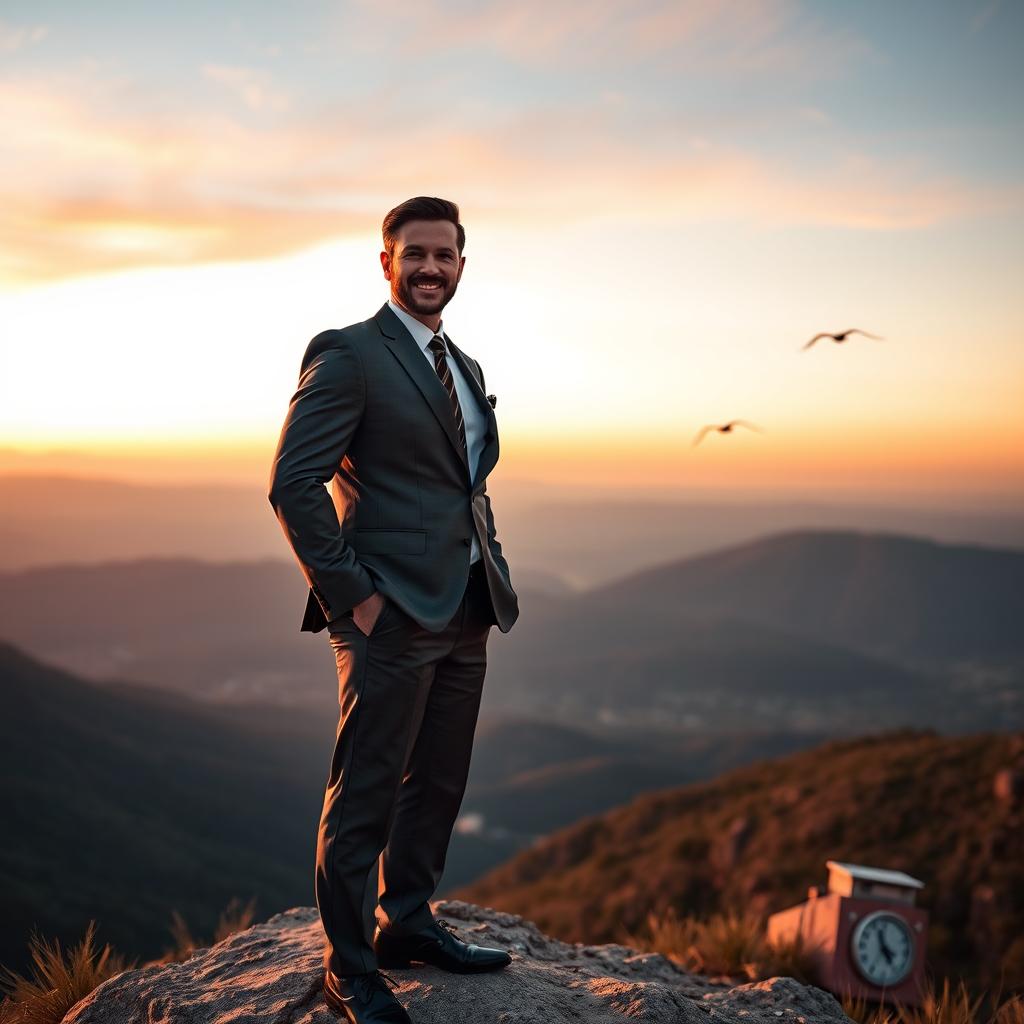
[692,420,764,447]
[801,328,884,351]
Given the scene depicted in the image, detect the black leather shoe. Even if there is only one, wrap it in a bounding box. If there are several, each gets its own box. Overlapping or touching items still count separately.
[374,917,512,973]
[322,968,411,1023]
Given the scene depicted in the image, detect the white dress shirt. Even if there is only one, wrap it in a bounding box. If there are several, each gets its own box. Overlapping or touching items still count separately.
[387,299,485,564]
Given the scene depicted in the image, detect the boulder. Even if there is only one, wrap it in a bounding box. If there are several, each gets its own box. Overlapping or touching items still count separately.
[63,899,853,1023]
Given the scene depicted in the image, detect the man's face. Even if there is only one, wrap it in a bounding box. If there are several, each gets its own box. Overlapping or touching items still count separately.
[381,219,465,326]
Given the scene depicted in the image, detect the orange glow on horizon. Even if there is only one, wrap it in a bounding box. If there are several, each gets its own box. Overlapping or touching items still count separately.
[3,412,1021,504]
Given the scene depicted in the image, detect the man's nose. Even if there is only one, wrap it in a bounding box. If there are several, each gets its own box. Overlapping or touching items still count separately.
[421,255,442,277]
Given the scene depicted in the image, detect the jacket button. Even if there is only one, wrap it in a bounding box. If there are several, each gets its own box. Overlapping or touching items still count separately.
[461,537,471,546]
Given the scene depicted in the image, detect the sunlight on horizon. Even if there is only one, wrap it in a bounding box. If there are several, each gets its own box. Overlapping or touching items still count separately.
[1,2,1022,505]
[2,214,1023,505]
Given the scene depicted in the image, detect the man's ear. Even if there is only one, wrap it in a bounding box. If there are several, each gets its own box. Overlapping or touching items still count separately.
[380,250,392,280]
[456,255,466,281]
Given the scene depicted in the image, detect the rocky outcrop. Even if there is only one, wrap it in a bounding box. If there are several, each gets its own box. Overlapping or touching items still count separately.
[62,899,853,1023]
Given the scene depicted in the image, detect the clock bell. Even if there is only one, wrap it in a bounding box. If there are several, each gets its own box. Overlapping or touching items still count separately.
[767,859,929,1006]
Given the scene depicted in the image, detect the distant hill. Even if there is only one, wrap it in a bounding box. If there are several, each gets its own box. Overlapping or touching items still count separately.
[3,530,1020,734]
[0,639,330,974]
[581,529,1024,664]
[455,717,829,866]
[1,642,822,971]
[455,728,1024,993]
[0,473,569,597]
[0,557,328,703]
[516,498,1024,588]
[3,471,1022,587]
[0,557,561,708]
[487,610,944,732]
[0,474,281,570]
[483,530,1024,733]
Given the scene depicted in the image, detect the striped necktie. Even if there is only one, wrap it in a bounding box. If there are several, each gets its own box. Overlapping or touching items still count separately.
[428,334,467,453]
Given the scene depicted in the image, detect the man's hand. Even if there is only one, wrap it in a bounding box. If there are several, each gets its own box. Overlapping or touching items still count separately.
[352,591,386,636]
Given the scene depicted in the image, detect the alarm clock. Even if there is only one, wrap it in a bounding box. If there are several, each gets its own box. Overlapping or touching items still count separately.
[767,860,928,1007]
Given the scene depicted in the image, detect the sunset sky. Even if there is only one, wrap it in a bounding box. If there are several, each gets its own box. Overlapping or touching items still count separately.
[1,1,1022,504]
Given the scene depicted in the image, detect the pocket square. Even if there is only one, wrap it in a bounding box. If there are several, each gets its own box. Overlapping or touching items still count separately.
[486,393,497,408]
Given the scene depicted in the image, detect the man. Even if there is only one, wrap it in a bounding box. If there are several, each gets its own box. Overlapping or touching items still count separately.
[268,197,519,1024]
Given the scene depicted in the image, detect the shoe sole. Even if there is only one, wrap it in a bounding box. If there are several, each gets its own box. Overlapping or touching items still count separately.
[323,980,411,1023]
[322,984,353,1021]
[376,953,511,973]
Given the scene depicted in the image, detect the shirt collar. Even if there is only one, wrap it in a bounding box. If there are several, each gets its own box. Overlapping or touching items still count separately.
[388,299,447,355]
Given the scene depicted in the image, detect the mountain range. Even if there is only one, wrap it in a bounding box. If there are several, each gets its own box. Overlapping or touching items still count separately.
[2,530,1021,735]
[482,529,1024,733]
[0,642,815,973]
[3,471,1022,587]
[3,526,1021,975]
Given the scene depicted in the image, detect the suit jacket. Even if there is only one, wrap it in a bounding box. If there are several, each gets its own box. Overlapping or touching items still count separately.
[268,302,519,635]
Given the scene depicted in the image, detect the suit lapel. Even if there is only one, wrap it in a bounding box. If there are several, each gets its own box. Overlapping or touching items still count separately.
[374,303,501,491]
[374,303,470,475]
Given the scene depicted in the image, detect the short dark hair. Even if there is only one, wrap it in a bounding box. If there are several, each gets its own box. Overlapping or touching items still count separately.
[382,196,465,255]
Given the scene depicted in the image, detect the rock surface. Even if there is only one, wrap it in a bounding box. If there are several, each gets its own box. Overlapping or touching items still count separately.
[62,899,853,1023]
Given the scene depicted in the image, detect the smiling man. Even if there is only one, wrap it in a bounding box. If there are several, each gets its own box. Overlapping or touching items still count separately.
[268,197,519,1024]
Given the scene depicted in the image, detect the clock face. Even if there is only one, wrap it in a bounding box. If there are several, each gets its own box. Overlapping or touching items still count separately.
[850,911,915,986]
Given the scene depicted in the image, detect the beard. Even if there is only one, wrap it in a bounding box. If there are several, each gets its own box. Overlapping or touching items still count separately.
[394,272,459,317]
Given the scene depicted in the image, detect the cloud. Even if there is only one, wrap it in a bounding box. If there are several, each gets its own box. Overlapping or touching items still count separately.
[1,63,1019,285]
[202,64,289,112]
[0,196,375,283]
[797,106,831,125]
[970,0,1001,34]
[0,19,47,53]
[349,0,874,77]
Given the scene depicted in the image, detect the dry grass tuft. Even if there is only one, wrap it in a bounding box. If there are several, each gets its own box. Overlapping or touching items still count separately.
[626,903,819,982]
[0,920,133,1024]
[0,897,258,1021]
[842,975,1024,1024]
[154,895,258,964]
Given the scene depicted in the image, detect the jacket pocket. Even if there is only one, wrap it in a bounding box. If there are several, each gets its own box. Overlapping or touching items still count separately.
[353,528,427,555]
